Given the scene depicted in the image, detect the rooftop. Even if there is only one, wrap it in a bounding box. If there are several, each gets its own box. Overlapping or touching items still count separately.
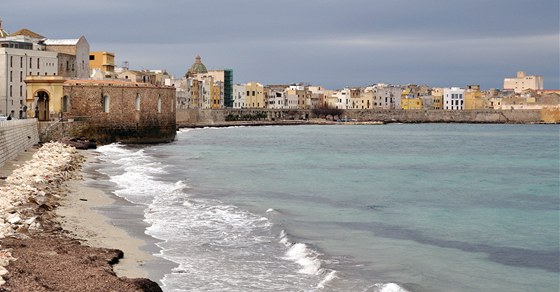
[9,28,45,39]
[43,39,80,45]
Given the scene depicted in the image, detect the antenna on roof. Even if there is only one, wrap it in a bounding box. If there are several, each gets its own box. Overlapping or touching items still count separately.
[122,61,129,70]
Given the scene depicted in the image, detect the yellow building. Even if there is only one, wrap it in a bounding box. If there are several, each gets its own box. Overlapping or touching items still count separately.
[89,51,115,74]
[360,90,373,109]
[245,82,265,108]
[24,76,66,120]
[323,90,337,108]
[189,79,203,108]
[431,88,443,109]
[464,90,486,110]
[210,81,222,109]
[349,88,361,109]
[401,97,423,110]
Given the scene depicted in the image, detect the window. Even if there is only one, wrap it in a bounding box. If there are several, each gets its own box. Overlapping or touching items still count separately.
[62,96,70,112]
[37,58,40,69]
[9,71,12,82]
[20,57,23,68]
[89,55,95,60]
[19,72,22,82]
[30,58,32,69]
[9,85,12,97]
[10,56,12,67]
[135,94,141,111]
[102,95,110,113]
[157,95,162,113]
[19,86,22,97]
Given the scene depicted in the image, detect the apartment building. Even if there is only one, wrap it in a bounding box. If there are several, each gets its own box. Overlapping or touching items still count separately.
[245,82,265,108]
[0,22,90,118]
[443,87,465,110]
[503,71,543,93]
[233,84,246,109]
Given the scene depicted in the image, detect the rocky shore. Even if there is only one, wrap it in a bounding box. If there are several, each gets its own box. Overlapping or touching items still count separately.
[0,143,162,291]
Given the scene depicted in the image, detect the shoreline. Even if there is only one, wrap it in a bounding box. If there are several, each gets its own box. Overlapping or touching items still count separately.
[0,143,165,291]
[177,118,558,129]
[58,151,176,283]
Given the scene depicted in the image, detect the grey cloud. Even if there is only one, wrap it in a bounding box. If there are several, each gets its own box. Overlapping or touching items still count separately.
[1,0,558,89]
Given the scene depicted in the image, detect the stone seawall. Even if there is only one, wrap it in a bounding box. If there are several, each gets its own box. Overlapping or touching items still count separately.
[0,119,40,167]
[177,108,559,127]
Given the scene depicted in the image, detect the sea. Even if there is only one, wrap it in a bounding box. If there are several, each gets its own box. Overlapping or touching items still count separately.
[90,124,559,292]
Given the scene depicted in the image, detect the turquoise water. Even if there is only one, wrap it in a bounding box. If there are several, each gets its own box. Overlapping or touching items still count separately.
[97,124,559,291]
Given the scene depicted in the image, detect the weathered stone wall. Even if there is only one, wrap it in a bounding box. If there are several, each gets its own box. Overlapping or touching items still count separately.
[0,119,39,167]
[341,109,546,124]
[177,108,559,126]
[63,83,176,143]
[37,121,90,143]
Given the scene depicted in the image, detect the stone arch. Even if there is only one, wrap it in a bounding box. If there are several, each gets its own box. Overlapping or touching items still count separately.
[34,90,50,121]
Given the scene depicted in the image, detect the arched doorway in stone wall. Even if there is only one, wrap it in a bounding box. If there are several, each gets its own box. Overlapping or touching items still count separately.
[36,91,49,121]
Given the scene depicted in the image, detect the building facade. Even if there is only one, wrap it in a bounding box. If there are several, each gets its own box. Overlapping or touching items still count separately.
[43,36,90,79]
[372,84,402,109]
[443,87,465,110]
[245,82,265,108]
[89,51,115,76]
[0,25,90,117]
[25,76,176,143]
[503,71,543,93]
[0,44,58,117]
[232,84,246,109]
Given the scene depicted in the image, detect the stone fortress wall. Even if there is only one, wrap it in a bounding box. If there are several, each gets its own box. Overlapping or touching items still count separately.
[177,108,559,126]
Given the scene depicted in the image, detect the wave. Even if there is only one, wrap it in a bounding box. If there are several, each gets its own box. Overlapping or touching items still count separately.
[279,230,339,289]
[372,283,409,292]
[95,144,172,205]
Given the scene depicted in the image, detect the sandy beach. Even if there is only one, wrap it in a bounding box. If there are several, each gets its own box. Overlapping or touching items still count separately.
[57,152,175,281]
[0,143,164,291]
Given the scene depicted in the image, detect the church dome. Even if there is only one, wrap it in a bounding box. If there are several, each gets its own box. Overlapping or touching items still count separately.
[186,55,208,77]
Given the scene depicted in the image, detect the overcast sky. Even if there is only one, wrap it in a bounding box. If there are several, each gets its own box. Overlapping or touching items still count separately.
[2,0,558,89]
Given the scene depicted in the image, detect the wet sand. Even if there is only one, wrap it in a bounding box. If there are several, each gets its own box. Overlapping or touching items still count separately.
[57,152,176,283]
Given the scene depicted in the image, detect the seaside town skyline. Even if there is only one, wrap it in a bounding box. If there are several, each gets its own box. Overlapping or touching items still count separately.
[0,2,558,290]
[1,0,558,90]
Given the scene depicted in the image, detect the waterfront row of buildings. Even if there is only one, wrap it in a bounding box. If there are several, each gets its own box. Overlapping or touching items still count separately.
[204,76,555,111]
[0,18,558,122]
[162,56,555,112]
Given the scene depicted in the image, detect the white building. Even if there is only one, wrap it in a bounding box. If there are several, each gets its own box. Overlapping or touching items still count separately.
[267,88,285,109]
[165,77,188,109]
[443,87,465,110]
[0,38,58,117]
[334,88,351,109]
[307,86,325,109]
[372,84,402,109]
[0,23,90,118]
[232,84,246,109]
[284,86,299,109]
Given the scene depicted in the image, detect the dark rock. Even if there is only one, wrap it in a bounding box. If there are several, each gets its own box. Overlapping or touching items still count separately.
[61,136,97,149]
